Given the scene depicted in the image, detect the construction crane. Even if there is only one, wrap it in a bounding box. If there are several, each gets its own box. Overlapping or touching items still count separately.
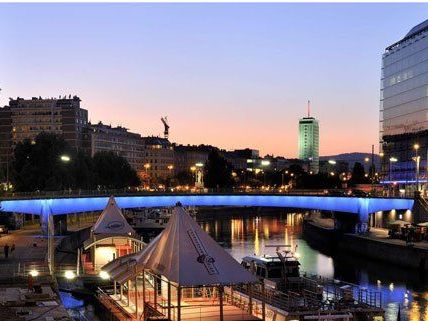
[161,116,169,139]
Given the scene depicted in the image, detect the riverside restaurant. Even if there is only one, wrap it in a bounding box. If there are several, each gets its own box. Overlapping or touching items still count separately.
[80,196,145,274]
[100,203,263,321]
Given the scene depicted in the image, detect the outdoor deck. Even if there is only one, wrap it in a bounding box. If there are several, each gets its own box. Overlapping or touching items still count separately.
[106,291,260,321]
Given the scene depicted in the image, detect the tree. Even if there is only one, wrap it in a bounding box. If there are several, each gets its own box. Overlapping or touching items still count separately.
[11,133,141,192]
[349,162,369,185]
[93,151,140,189]
[71,151,95,190]
[174,171,193,186]
[12,133,73,191]
[204,150,233,188]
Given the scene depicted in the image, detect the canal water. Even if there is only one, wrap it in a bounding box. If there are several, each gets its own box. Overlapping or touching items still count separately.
[197,210,428,321]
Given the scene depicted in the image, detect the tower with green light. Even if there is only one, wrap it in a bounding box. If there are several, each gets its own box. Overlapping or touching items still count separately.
[298,101,319,173]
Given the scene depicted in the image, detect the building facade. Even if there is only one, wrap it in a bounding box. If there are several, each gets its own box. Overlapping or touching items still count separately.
[0,96,88,167]
[298,116,319,173]
[380,20,428,189]
[87,122,145,176]
[142,136,174,182]
[173,144,214,175]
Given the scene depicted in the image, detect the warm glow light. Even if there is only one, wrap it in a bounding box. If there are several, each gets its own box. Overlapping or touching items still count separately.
[328,160,336,165]
[190,166,196,172]
[364,157,370,162]
[29,270,39,277]
[60,155,70,162]
[167,165,174,170]
[414,143,420,150]
[195,162,204,167]
[99,270,110,280]
[390,157,398,162]
[261,160,270,166]
[64,270,76,280]
[144,163,150,169]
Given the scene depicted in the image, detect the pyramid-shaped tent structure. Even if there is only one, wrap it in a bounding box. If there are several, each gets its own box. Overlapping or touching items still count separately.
[103,204,257,286]
[92,196,136,236]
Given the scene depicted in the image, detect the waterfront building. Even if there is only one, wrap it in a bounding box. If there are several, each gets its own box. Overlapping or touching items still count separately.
[298,104,319,174]
[0,96,88,168]
[380,19,428,192]
[142,136,174,182]
[87,122,145,177]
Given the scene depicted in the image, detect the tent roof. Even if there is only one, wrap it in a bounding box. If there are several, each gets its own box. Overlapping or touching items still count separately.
[103,205,257,286]
[92,196,136,236]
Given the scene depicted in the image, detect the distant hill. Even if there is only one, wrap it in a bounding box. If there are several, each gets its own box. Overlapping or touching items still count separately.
[320,152,380,171]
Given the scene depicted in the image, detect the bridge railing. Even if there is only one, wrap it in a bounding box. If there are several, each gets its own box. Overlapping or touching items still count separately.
[0,188,398,200]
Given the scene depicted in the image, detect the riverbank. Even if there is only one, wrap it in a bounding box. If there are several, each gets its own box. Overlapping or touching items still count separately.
[0,225,74,321]
[303,219,428,271]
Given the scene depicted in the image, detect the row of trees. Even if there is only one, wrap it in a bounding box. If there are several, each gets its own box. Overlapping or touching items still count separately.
[12,133,140,192]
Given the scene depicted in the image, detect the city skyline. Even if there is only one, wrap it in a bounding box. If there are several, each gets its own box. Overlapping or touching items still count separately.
[2,3,428,157]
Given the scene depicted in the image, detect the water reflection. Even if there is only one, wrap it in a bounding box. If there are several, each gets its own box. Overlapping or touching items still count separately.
[198,211,428,321]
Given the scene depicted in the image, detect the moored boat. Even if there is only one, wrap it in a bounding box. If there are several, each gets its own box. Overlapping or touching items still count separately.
[236,246,385,321]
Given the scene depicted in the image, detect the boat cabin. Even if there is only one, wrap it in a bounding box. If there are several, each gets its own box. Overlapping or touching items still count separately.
[241,254,300,289]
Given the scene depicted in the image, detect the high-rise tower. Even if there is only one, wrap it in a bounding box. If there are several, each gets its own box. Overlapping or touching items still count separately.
[298,101,319,173]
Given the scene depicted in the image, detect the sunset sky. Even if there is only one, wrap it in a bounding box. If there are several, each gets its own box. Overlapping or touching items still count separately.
[1,3,428,157]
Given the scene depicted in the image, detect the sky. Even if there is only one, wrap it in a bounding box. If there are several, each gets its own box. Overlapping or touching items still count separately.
[1,3,428,157]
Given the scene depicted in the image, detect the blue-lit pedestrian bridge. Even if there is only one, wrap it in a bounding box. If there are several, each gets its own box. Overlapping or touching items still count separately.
[0,193,414,227]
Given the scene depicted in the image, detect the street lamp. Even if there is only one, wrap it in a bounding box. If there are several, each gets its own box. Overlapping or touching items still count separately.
[414,144,420,192]
[389,157,397,196]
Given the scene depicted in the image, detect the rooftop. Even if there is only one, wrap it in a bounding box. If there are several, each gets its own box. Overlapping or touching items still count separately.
[386,19,428,52]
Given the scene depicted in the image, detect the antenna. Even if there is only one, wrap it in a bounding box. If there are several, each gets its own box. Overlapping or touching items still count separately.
[307,100,311,117]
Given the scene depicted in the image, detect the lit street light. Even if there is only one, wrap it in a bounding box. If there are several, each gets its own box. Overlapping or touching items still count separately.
[60,155,70,162]
[414,144,420,192]
[389,157,398,195]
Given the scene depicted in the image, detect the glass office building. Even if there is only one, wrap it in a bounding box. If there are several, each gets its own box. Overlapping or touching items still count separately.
[298,116,319,174]
[380,20,428,189]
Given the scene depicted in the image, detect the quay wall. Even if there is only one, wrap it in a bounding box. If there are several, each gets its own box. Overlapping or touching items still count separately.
[303,220,428,271]
[338,234,428,270]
